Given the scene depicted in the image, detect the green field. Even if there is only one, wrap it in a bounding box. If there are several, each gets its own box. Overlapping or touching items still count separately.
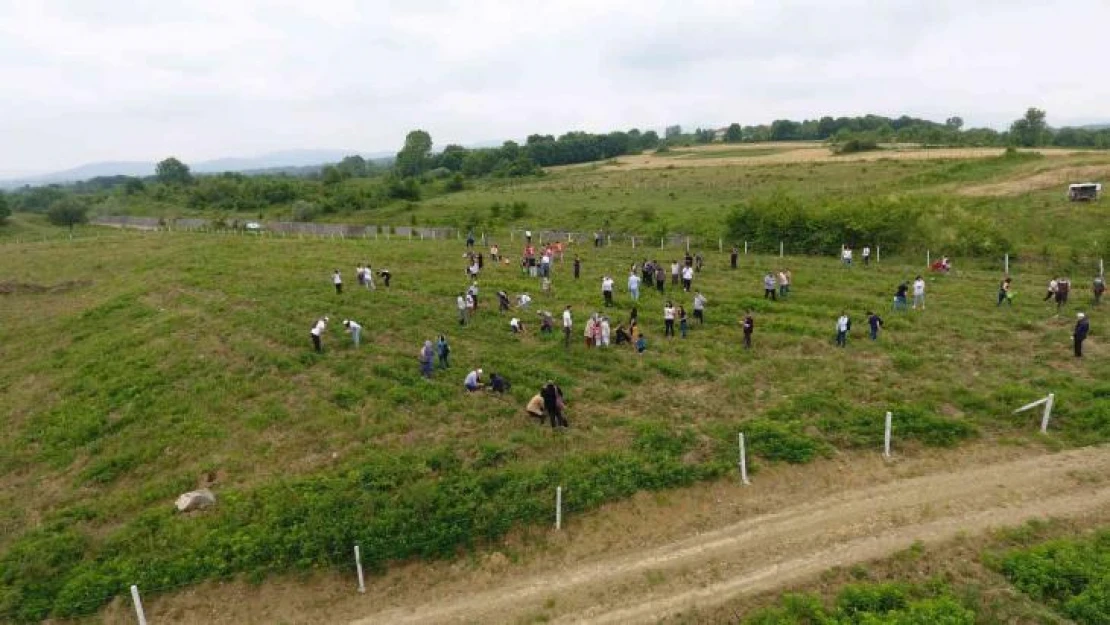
[1,151,1108,621]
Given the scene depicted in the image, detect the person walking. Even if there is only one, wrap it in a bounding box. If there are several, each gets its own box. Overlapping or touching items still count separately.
[332,269,343,294]
[1093,275,1105,306]
[1043,277,1058,303]
[465,291,476,320]
[1056,277,1071,313]
[693,291,707,324]
[584,314,596,348]
[1073,312,1090,357]
[436,335,450,369]
[998,277,1013,306]
[466,229,475,249]
[867,311,883,340]
[663,302,676,337]
[778,269,790,298]
[655,263,666,294]
[602,275,615,307]
[498,290,511,313]
[342,319,362,347]
[363,262,376,290]
[681,264,694,292]
[862,245,871,266]
[763,272,777,300]
[835,312,851,347]
[730,246,739,270]
[310,316,328,353]
[912,275,926,310]
[678,305,688,338]
[457,292,468,326]
[628,271,641,302]
[377,268,392,287]
[562,305,573,347]
[541,381,568,428]
[841,246,852,267]
[420,340,435,378]
[573,255,581,280]
[894,282,909,311]
[468,281,480,310]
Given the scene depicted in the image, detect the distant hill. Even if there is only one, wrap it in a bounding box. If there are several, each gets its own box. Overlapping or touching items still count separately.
[0,149,394,188]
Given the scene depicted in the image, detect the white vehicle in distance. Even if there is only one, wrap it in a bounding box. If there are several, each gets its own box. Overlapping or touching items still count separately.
[245,221,264,232]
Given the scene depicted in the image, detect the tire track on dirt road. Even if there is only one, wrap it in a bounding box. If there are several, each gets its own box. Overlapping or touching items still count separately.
[352,445,1110,625]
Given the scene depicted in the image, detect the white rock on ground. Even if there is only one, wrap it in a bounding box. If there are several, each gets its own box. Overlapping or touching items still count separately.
[175,489,216,512]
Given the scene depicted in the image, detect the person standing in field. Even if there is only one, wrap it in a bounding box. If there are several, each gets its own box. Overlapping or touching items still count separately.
[867,311,883,340]
[600,316,611,347]
[602,275,615,307]
[342,319,362,347]
[628,271,641,302]
[694,252,704,273]
[1073,312,1090,357]
[862,245,871,266]
[584,314,597,348]
[742,312,754,349]
[1055,276,1070,313]
[498,290,511,313]
[671,259,681,286]
[356,264,366,288]
[835,312,851,347]
[693,291,707,324]
[541,381,568,428]
[420,340,435,378]
[841,246,852,267]
[457,292,468,326]
[681,264,694,292]
[1043,277,1058,303]
[678,305,688,338]
[363,262,376,290]
[573,254,581,280]
[778,269,790,298]
[310,316,328,353]
[562,305,573,347]
[997,277,1013,306]
[629,305,638,327]
[490,243,500,262]
[377,268,391,287]
[912,275,926,310]
[332,269,343,294]
[468,281,480,310]
[730,245,739,270]
[763,272,777,300]
[663,302,676,337]
[1093,275,1105,306]
[894,282,909,311]
[466,229,475,249]
[655,262,667,293]
[436,334,450,369]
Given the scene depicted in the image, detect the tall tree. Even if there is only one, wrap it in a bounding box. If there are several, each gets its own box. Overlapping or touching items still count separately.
[155,157,192,185]
[665,125,683,139]
[1009,108,1048,147]
[46,197,88,231]
[336,155,368,178]
[395,130,433,177]
[945,116,964,131]
[724,123,743,143]
[640,130,660,149]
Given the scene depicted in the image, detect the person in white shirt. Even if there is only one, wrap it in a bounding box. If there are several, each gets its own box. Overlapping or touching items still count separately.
[518,292,533,309]
[467,282,479,310]
[912,275,926,310]
[310,316,328,353]
[693,292,707,324]
[456,292,468,326]
[862,246,871,266]
[464,368,483,392]
[510,317,524,333]
[333,269,343,294]
[663,302,676,337]
[671,261,681,286]
[541,252,552,278]
[562,306,573,347]
[681,265,694,292]
[342,319,361,347]
[600,316,611,346]
[601,276,614,306]
[841,246,852,267]
[835,312,850,347]
[362,262,375,290]
[628,272,641,301]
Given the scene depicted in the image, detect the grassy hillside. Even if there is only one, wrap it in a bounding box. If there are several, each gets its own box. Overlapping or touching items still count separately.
[1,225,1106,620]
[1,149,1109,620]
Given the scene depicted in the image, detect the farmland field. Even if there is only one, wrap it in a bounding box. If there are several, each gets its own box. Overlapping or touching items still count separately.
[1,146,1108,622]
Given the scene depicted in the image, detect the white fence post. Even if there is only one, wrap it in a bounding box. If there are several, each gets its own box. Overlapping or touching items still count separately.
[718,238,723,253]
[1041,393,1055,434]
[555,486,563,530]
[632,236,636,249]
[877,244,881,264]
[779,241,784,258]
[685,236,690,252]
[744,241,748,255]
[130,585,148,625]
[738,432,751,485]
[883,411,892,458]
[1004,253,1010,275]
[354,545,366,593]
[1100,258,1104,278]
[660,237,664,249]
[927,249,931,268]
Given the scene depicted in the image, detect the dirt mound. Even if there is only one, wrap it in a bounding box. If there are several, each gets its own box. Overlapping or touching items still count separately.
[960,164,1110,196]
[0,279,92,295]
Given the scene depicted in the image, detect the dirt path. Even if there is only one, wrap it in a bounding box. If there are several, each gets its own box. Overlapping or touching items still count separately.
[351,446,1110,625]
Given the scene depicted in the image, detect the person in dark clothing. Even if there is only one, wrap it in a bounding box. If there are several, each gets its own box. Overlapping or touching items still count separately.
[742,312,754,349]
[466,230,475,249]
[694,253,703,273]
[436,335,450,369]
[997,277,1013,306]
[730,246,739,269]
[498,290,511,313]
[629,306,638,325]
[655,264,666,293]
[1055,277,1070,312]
[1074,312,1090,357]
[573,255,581,279]
[1094,276,1105,306]
[615,324,631,345]
[378,269,392,287]
[684,252,693,268]
[490,373,511,393]
[477,252,484,269]
[541,381,568,428]
[893,282,908,311]
[867,311,884,340]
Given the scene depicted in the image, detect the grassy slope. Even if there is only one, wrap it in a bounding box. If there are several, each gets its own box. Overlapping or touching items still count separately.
[1,153,1109,619]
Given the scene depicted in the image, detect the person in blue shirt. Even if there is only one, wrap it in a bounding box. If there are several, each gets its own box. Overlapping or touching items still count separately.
[867,311,883,340]
[1074,312,1090,357]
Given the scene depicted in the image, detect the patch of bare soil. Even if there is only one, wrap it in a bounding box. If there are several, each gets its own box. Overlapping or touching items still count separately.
[0,279,92,295]
[959,164,1110,196]
[106,443,1110,625]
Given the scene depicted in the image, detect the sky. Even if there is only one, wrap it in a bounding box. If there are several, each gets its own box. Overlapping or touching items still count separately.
[1,0,1108,175]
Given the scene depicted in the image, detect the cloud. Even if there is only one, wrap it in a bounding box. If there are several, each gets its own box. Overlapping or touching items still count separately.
[0,0,1107,173]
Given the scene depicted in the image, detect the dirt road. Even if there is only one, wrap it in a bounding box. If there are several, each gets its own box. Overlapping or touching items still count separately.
[351,445,1110,625]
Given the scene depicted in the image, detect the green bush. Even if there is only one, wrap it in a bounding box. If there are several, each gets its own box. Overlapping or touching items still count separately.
[997,530,1110,624]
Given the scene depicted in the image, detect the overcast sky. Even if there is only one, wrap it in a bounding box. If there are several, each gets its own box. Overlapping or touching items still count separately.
[1,0,1107,175]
